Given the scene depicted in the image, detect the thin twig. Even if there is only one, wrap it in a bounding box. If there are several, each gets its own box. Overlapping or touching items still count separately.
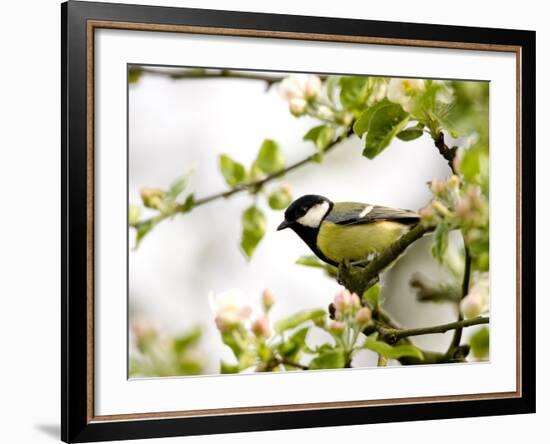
[133,67,285,87]
[447,246,472,353]
[338,224,434,296]
[378,316,488,344]
[134,127,353,230]
[433,131,458,173]
[278,359,309,370]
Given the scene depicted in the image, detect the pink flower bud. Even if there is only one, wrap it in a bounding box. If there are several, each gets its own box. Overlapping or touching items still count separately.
[460,294,483,319]
[461,278,489,319]
[429,179,446,196]
[132,319,157,352]
[350,293,361,309]
[214,315,231,334]
[132,319,157,340]
[334,289,352,312]
[140,188,164,209]
[328,320,345,335]
[454,197,471,218]
[261,288,276,312]
[251,315,271,338]
[355,307,372,326]
[419,206,434,222]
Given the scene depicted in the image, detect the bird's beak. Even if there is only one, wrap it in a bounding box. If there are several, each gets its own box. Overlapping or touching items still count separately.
[277,220,291,231]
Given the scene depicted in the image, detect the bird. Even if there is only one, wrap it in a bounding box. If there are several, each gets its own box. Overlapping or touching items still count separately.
[277,194,420,267]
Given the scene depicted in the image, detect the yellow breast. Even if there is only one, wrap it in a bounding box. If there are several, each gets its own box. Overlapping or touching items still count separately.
[317,220,409,264]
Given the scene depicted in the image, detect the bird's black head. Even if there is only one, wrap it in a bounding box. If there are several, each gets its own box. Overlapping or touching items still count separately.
[277,194,333,231]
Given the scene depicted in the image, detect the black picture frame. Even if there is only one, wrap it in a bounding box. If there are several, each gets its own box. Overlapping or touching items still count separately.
[62,1,536,442]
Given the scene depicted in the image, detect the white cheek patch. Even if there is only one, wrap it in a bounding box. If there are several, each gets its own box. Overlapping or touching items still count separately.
[297,201,330,228]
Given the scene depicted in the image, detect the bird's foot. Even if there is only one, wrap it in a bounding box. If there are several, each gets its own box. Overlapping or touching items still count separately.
[337,259,351,285]
[350,252,378,268]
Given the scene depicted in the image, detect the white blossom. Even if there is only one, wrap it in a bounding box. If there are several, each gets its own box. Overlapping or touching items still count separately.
[279,75,322,116]
[367,79,387,105]
[387,78,426,112]
[279,77,304,102]
[289,98,307,116]
[304,75,322,99]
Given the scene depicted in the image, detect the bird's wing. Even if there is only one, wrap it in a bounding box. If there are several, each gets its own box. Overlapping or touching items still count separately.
[325,202,420,226]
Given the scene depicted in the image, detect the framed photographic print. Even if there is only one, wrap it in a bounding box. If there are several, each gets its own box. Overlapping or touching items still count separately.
[61,1,536,442]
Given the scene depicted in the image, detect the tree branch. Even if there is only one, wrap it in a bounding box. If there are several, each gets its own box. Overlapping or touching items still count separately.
[131,67,286,88]
[134,127,353,231]
[447,245,472,353]
[279,359,309,370]
[378,316,488,345]
[338,223,434,296]
[410,272,461,303]
[433,131,458,173]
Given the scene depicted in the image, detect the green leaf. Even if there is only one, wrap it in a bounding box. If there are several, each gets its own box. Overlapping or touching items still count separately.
[219,154,246,187]
[180,193,195,213]
[134,219,157,248]
[255,139,285,174]
[278,327,309,361]
[303,125,335,153]
[167,172,191,201]
[274,309,326,334]
[432,222,451,263]
[295,255,326,269]
[363,337,424,360]
[173,326,201,353]
[295,255,338,278]
[353,99,391,137]
[339,76,370,111]
[268,187,292,210]
[363,284,381,311]
[308,349,346,370]
[221,332,244,359]
[240,205,266,259]
[363,103,410,159]
[220,361,240,374]
[396,127,424,141]
[469,326,489,359]
[257,342,273,362]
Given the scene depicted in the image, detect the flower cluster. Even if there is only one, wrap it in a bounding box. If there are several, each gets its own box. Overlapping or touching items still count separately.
[328,289,372,353]
[421,176,488,236]
[279,75,322,116]
[211,288,294,373]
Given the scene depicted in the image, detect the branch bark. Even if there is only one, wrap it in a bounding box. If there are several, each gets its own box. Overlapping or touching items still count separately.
[446,245,472,354]
[134,127,353,231]
[131,67,286,88]
[338,223,434,296]
[378,316,488,345]
[433,131,458,173]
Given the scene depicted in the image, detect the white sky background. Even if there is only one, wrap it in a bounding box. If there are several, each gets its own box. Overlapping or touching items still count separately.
[128,69,464,373]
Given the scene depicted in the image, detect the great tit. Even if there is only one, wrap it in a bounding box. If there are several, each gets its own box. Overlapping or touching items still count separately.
[277,194,420,266]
